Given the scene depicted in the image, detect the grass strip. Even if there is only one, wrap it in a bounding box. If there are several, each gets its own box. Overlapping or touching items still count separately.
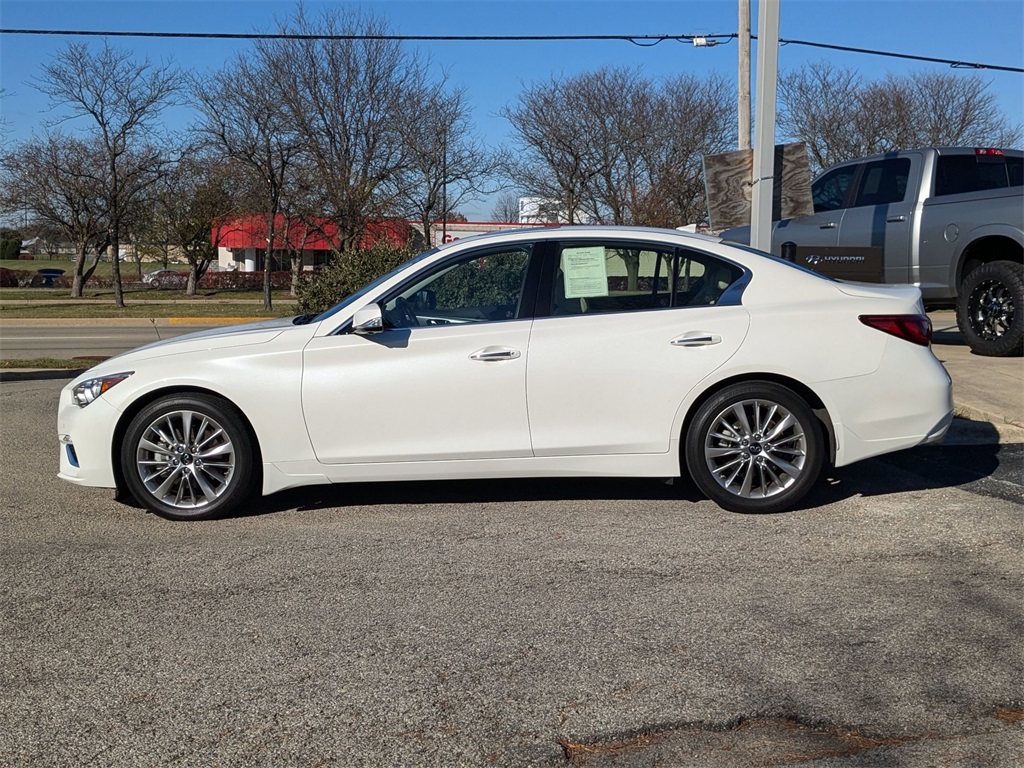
[0,357,100,370]
[1,304,294,319]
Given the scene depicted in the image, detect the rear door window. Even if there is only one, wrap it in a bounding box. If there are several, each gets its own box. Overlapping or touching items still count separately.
[549,242,744,316]
[851,158,912,207]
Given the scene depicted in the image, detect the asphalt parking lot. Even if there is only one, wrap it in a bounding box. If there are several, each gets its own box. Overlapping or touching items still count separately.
[1,367,1022,766]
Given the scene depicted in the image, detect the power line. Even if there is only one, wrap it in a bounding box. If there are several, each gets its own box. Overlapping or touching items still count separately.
[0,27,1021,73]
[771,36,1023,73]
[0,28,730,45]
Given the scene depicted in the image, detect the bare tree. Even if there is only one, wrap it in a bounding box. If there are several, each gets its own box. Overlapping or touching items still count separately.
[261,6,431,252]
[0,133,110,295]
[135,151,240,296]
[32,42,181,307]
[777,61,864,172]
[193,55,302,311]
[277,159,331,297]
[396,81,502,246]
[504,68,735,227]
[490,192,522,223]
[644,73,737,226]
[503,74,603,224]
[780,62,1023,174]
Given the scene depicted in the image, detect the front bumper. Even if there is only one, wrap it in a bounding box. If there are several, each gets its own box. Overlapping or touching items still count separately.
[56,386,120,489]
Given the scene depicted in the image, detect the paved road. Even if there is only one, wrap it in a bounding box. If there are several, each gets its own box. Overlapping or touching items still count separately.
[1,379,1021,767]
[0,320,229,360]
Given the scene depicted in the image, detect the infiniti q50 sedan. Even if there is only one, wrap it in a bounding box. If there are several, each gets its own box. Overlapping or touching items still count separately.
[58,226,953,520]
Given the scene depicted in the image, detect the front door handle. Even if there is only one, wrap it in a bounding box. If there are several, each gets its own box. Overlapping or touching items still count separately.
[671,333,722,347]
[819,222,837,229]
[469,346,521,362]
[886,215,907,223]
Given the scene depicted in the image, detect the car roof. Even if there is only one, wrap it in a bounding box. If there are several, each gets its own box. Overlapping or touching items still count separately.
[434,225,723,251]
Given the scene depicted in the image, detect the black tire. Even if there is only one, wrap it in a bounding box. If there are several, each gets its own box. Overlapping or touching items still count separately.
[120,393,258,521]
[956,260,1023,357]
[149,279,161,290]
[684,382,824,514]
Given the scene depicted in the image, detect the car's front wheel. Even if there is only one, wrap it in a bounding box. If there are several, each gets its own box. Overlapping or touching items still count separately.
[120,394,258,520]
[684,382,824,514]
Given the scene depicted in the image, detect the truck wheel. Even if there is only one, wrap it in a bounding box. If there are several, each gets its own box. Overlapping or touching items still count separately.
[956,260,1023,357]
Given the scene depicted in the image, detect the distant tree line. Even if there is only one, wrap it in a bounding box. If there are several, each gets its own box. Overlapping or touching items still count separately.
[0,3,1019,308]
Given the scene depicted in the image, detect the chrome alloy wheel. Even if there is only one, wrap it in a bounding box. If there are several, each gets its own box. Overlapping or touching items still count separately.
[134,408,236,510]
[703,398,808,499]
[967,278,1015,341]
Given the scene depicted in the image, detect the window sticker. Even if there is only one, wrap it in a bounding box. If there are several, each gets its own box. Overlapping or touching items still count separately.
[562,246,609,299]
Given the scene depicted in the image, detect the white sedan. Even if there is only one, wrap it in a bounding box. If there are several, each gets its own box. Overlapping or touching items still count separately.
[58,227,953,520]
[141,269,187,289]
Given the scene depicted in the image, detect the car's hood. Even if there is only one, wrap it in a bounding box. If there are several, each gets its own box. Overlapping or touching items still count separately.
[101,316,306,366]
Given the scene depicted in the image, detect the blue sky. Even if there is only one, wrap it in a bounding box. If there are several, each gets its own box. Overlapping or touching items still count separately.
[2,0,1022,218]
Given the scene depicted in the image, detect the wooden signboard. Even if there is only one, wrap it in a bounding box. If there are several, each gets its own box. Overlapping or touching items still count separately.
[702,142,814,231]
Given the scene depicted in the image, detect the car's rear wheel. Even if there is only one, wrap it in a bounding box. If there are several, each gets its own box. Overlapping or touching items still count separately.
[685,382,824,514]
[120,394,258,521]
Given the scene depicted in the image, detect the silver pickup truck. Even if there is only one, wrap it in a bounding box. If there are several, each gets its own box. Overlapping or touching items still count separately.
[721,147,1023,356]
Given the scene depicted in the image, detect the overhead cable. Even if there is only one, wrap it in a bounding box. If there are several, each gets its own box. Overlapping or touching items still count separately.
[0,27,1020,73]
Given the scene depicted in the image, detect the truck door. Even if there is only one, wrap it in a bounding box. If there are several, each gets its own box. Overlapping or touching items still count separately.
[836,155,919,284]
[772,162,858,258]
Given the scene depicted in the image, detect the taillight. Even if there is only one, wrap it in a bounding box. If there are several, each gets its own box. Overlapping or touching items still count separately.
[859,314,932,346]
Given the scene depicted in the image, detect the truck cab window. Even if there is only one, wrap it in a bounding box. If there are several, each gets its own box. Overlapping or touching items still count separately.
[852,158,911,207]
[812,165,858,213]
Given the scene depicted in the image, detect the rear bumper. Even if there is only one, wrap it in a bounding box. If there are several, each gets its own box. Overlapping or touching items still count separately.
[823,340,953,467]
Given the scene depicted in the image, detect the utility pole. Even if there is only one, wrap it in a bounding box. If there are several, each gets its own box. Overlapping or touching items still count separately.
[750,0,780,253]
[738,0,751,150]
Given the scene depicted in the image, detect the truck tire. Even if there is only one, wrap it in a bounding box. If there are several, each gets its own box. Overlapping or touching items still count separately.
[956,260,1023,357]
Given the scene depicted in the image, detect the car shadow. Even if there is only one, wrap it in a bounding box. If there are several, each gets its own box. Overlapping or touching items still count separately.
[802,434,1019,510]
[231,422,1019,519]
[236,475,708,518]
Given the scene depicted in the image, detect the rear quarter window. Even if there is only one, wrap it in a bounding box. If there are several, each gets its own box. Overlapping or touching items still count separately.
[934,154,1023,196]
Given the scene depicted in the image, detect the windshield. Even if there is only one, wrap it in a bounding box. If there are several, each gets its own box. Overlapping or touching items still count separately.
[312,248,440,322]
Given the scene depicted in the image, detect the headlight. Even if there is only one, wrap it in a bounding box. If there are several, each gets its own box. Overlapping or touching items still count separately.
[72,372,133,407]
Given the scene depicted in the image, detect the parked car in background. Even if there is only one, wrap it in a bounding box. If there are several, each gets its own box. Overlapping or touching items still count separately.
[58,226,952,521]
[721,147,1023,357]
[31,268,66,287]
[141,269,187,289]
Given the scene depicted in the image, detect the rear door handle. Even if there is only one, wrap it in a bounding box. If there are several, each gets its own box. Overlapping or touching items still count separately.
[469,346,521,362]
[886,215,907,223]
[671,333,722,347]
[818,222,837,229]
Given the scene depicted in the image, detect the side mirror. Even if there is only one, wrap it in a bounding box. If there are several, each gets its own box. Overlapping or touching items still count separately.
[352,303,384,334]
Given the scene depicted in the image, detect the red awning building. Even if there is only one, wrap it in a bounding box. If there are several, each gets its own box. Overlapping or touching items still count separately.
[212,216,417,272]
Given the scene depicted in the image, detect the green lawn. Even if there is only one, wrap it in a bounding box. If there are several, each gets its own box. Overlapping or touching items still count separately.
[1,284,299,318]
[1,303,295,319]
[0,357,97,370]
[2,257,131,277]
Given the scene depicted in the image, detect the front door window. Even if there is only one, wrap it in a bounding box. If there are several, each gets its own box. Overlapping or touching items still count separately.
[382,246,532,328]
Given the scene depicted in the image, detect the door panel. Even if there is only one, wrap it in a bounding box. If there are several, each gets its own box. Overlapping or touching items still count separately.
[526,307,750,456]
[837,155,919,284]
[302,322,533,464]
